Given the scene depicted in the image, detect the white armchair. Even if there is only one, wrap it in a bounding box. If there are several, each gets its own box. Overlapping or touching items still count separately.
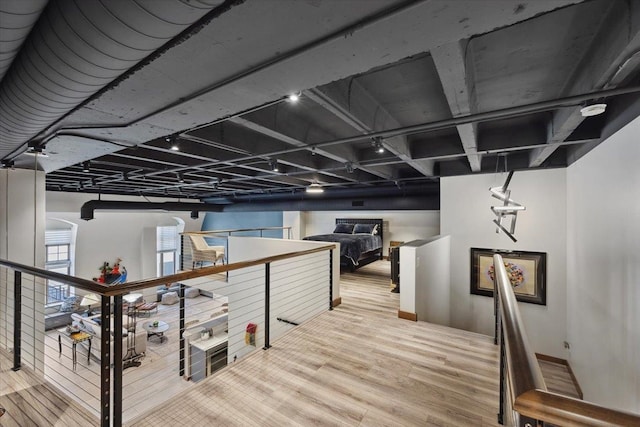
[188,235,225,268]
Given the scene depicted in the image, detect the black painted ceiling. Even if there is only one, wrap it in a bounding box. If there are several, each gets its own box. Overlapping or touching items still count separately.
[1,0,639,207]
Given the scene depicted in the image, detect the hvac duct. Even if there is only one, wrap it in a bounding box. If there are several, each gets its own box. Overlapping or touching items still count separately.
[0,0,48,81]
[0,0,225,158]
[80,200,223,221]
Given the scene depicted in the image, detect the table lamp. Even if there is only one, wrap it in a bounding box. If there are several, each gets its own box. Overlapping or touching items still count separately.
[80,293,100,315]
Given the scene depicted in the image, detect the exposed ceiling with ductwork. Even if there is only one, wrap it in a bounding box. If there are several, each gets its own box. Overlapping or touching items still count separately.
[1,0,639,211]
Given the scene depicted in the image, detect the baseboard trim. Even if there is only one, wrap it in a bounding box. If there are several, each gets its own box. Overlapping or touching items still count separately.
[398,310,417,321]
[536,353,583,399]
[332,297,342,307]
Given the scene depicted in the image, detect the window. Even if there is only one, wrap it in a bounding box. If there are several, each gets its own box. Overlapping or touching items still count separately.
[45,243,72,304]
[157,226,178,277]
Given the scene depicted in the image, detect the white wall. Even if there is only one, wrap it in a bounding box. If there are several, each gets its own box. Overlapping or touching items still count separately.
[441,168,567,357]
[46,192,203,282]
[301,210,440,254]
[566,116,640,413]
[399,236,450,326]
[283,211,302,239]
[416,236,451,326]
[225,236,336,362]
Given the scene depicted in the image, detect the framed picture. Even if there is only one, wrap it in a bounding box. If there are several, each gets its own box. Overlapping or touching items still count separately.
[470,248,546,305]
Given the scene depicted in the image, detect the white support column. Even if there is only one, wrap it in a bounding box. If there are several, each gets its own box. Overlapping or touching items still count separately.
[0,168,46,374]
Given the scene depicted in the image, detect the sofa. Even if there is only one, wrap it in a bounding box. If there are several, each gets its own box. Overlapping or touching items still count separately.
[45,299,85,331]
[71,313,147,361]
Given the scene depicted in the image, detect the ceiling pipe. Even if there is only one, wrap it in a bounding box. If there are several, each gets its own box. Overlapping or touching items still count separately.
[128,85,640,181]
[221,194,439,212]
[203,181,438,204]
[80,200,223,221]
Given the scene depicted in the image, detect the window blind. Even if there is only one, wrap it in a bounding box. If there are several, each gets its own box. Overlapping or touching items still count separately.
[157,226,178,251]
[45,229,72,245]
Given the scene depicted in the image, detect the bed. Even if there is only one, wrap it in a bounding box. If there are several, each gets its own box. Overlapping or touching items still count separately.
[303,218,383,271]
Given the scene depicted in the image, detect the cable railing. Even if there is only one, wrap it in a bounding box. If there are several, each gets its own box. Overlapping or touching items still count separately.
[493,254,640,427]
[0,241,334,427]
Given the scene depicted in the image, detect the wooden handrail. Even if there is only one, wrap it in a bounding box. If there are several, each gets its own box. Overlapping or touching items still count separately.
[494,254,640,426]
[494,254,546,398]
[0,243,334,297]
[0,258,108,293]
[183,226,291,235]
[104,244,335,296]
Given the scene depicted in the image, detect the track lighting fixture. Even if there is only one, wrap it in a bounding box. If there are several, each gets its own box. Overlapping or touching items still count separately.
[82,160,90,172]
[372,137,385,154]
[166,135,180,151]
[177,172,185,183]
[287,92,301,103]
[345,162,354,173]
[269,159,279,172]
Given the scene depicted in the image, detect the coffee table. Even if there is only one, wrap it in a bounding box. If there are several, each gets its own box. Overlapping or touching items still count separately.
[143,321,169,343]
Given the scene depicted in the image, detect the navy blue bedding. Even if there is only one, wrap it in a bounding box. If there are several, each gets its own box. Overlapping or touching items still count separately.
[303,233,382,265]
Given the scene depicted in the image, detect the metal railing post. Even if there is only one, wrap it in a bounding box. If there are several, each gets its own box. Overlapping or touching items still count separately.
[179,234,184,271]
[179,283,185,376]
[329,250,333,311]
[263,262,271,350]
[498,327,505,425]
[494,282,499,345]
[12,271,21,371]
[100,295,113,427]
[113,295,123,427]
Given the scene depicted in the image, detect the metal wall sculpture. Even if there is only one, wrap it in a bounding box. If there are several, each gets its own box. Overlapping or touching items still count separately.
[489,171,525,242]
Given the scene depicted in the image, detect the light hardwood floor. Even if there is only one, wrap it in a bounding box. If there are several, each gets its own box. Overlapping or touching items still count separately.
[2,261,585,426]
[0,347,98,426]
[131,261,503,426]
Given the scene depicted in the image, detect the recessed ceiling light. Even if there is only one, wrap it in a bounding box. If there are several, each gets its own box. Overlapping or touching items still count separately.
[580,103,607,117]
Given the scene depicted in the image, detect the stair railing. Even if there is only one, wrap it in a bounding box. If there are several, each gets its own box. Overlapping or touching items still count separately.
[493,254,640,426]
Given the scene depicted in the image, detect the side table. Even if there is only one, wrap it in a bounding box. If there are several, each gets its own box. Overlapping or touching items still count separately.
[58,329,92,370]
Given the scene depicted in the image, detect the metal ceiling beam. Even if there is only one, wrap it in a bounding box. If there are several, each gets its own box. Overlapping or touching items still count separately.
[431,40,481,171]
[229,116,388,181]
[529,0,640,167]
[306,83,435,177]
[190,120,367,184]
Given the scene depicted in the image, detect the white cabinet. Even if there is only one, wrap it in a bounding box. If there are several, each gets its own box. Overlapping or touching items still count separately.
[189,333,228,382]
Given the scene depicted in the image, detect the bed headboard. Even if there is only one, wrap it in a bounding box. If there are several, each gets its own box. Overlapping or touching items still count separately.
[335,218,383,242]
